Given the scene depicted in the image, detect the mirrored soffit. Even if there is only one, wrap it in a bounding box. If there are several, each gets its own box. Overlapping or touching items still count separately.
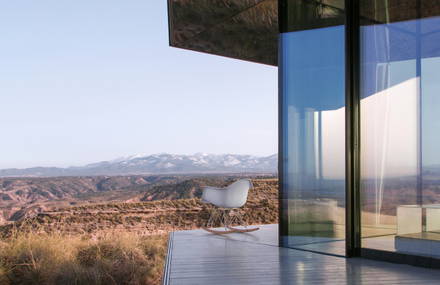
[167,0,279,66]
[168,0,440,67]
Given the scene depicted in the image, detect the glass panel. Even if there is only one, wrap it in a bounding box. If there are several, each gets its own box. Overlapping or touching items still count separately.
[360,1,440,259]
[280,24,346,256]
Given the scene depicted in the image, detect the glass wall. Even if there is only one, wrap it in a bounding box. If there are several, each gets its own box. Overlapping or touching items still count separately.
[360,1,440,259]
[280,0,346,256]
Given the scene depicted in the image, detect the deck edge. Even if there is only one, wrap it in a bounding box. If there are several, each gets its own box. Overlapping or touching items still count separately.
[162,232,174,285]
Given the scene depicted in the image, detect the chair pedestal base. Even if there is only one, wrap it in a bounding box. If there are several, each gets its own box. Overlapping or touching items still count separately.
[202,208,260,234]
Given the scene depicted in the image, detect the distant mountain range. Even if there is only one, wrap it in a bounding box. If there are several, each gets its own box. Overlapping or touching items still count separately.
[0,153,278,177]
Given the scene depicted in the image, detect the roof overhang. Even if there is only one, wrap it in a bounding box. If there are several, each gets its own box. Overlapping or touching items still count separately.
[167,0,279,66]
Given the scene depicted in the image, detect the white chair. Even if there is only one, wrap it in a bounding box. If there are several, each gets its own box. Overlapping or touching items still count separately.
[201,179,259,234]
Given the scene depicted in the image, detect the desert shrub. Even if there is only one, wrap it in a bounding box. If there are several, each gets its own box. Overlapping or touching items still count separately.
[0,231,166,285]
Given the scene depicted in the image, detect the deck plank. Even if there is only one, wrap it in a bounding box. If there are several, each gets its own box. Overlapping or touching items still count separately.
[165,225,440,284]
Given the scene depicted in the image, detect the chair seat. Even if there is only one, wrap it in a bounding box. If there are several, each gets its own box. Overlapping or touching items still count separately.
[201,179,252,208]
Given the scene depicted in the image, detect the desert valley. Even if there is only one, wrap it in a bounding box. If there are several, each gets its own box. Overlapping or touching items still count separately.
[0,154,278,284]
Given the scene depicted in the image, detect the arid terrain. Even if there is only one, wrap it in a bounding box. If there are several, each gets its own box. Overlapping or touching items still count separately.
[0,176,278,285]
[0,175,272,226]
[0,178,278,236]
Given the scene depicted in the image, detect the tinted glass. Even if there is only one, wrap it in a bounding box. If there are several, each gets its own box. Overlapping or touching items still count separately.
[360,1,440,259]
[280,0,346,255]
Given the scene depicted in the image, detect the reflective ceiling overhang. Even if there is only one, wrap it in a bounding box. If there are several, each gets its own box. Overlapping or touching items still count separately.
[167,0,279,66]
[168,0,440,67]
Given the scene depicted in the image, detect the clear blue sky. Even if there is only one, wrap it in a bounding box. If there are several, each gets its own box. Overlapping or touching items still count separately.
[0,0,277,169]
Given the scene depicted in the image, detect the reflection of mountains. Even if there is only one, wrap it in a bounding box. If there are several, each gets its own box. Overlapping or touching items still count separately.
[292,171,440,216]
[290,179,346,207]
[362,173,440,216]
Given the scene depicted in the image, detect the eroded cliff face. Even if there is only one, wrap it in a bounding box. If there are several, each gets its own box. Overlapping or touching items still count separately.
[0,175,233,225]
[0,179,278,237]
[0,176,154,205]
[0,176,148,225]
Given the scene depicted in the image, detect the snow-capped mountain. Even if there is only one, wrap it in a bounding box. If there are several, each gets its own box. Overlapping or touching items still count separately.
[0,153,277,177]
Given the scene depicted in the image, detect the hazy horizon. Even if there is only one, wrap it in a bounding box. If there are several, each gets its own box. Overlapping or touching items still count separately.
[0,152,278,170]
[0,1,277,169]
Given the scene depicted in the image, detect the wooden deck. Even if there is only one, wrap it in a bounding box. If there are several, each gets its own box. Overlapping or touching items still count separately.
[163,224,440,285]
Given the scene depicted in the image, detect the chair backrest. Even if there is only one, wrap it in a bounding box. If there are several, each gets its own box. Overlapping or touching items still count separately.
[224,179,252,208]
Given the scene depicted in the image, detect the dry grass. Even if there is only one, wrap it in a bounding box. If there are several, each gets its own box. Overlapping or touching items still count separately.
[0,231,167,285]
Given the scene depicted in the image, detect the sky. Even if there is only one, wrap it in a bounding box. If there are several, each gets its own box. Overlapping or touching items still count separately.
[0,0,278,169]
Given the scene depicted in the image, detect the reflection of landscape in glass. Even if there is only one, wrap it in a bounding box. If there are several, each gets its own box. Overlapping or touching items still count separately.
[360,15,440,258]
[280,24,346,256]
[280,0,440,259]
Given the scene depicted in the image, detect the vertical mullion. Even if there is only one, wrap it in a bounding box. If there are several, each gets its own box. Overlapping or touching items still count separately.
[345,0,361,257]
[278,0,287,247]
[278,37,288,247]
[416,0,423,207]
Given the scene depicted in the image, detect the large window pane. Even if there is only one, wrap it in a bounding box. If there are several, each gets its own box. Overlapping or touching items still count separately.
[360,1,440,259]
[280,24,346,256]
